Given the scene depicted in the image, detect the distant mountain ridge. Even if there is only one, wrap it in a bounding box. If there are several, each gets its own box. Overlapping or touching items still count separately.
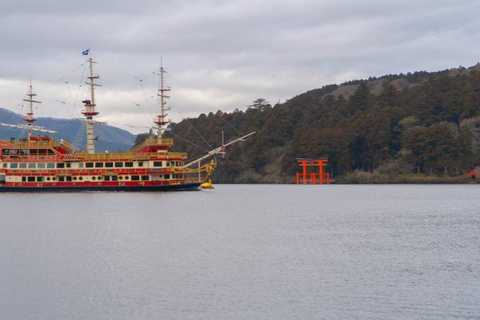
[0,108,135,152]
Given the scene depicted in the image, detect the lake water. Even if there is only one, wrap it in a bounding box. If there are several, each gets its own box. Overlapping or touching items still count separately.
[1,185,479,320]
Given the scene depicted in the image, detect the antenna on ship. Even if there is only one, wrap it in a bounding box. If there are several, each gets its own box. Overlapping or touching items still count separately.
[80,53,105,154]
[154,58,171,139]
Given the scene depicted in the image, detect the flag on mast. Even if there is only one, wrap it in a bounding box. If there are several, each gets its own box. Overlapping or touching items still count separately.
[82,49,90,56]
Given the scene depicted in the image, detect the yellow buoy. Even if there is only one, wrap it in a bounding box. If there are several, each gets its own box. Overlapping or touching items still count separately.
[201,178,215,189]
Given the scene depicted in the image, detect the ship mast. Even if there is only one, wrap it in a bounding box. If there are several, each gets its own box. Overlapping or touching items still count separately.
[23,79,41,140]
[154,62,170,138]
[0,79,56,140]
[82,57,101,154]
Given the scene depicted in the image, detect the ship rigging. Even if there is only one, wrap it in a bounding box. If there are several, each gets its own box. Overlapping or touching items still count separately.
[0,54,254,192]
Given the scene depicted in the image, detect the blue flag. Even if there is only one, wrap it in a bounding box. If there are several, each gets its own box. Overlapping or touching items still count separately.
[82,49,89,56]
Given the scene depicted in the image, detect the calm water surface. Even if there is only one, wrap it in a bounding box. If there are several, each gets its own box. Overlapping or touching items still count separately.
[0,185,479,319]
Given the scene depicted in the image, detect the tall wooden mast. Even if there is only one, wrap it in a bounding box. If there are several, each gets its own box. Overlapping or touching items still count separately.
[81,57,100,154]
[154,63,170,138]
[22,79,41,140]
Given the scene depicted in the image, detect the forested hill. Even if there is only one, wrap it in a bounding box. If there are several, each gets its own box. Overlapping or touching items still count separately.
[153,63,480,183]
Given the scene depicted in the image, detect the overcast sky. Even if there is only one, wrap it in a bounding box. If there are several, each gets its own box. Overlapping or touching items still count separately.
[1,0,479,134]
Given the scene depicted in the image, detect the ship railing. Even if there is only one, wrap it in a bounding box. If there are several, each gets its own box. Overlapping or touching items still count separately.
[129,143,145,154]
[63,151,188,161]
[64,151,135,160]
[60,140,79,151]
[130,138,174,153]
[6,139,79,151]
[1,155,64,161]
[7,140,57,148]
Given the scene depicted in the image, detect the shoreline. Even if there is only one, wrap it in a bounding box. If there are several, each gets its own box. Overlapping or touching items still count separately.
[334,171,476,184]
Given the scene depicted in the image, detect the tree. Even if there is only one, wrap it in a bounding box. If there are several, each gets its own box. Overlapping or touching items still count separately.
[347,82,371,115]
[404,122,472,174]
[247,98,271,111]
[379,84,400,108]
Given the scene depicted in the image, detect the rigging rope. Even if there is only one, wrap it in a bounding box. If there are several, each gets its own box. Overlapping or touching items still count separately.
[166,71,246,149]
[72,122,87,151]
[216,111,244,136]
[186,118,213,150]
[4,58,247,157]
[168,130,210,153]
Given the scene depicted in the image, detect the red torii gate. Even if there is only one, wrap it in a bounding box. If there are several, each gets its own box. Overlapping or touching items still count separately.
[296,158,330,184]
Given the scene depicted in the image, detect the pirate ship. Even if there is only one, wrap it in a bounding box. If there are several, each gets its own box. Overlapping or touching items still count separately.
[0,57,252,192]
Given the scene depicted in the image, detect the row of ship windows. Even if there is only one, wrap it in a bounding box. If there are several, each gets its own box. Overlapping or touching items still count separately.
[2,160,184,169]
[19,173,185,182]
